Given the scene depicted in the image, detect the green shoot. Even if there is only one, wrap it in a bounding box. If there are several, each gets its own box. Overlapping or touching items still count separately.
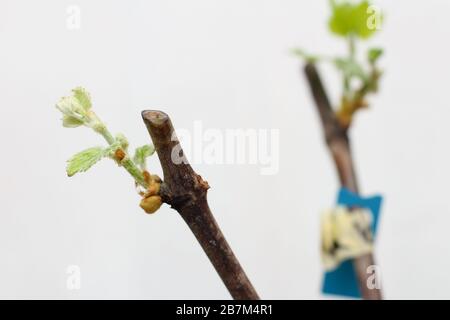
[293,0,384,129]
[55,87,162,214]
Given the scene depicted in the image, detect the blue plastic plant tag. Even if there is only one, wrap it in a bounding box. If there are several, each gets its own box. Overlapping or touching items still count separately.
[321,187,383,298]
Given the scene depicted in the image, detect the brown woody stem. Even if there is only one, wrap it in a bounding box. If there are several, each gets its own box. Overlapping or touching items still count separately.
[141,110,259,300]
[304,63,382,300]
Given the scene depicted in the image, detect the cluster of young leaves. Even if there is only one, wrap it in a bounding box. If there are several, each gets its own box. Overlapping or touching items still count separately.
[293,0,384,129]
[56,87,156,191]
[56,87,163,214]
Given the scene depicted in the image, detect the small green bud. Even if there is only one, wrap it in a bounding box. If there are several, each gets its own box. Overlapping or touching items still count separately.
[115,133,129,150]
[133,144,155,170]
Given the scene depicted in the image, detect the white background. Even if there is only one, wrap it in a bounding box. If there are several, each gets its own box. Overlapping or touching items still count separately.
[0,0,449,299]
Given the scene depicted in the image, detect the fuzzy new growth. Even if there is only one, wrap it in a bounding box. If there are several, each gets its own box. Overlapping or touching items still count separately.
[55,87,161,214]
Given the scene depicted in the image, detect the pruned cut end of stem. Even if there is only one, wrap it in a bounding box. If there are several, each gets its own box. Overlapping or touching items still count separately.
[141,110,169,126]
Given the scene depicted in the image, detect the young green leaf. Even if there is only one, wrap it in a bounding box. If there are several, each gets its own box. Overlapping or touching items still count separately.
[62,115,84,128]
[133,145,155,169]
[328,0,380,39]
[334,57,367,81]
[291,48,320,63]
[66,147,106,177]
[72,87,92,111]
[368,47,383,64]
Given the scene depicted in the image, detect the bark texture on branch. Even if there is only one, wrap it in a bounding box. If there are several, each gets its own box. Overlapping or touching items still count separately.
[142,110,259,300]
[304,63,382,300]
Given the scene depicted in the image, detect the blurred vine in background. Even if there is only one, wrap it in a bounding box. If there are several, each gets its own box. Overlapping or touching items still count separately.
[293,0,383,129]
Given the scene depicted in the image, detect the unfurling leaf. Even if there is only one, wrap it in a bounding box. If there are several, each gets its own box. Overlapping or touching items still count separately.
[368,47,383,64]
[56,87,95,128]
[72,87,92,111]
[328,0,381,39]
[66,147,106,177]
[62,115,84,128]
[334,57,367,81]
[133,145,155,169]
[115,133,129,151]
